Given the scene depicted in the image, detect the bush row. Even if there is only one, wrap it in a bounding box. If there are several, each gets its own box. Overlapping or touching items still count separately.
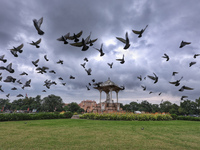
[80,113,172,121]
[0,112,73,121]
[177,116,200,121]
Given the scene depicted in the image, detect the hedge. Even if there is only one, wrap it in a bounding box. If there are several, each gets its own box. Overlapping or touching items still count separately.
[80,113,173,121]
[0,112,73,121]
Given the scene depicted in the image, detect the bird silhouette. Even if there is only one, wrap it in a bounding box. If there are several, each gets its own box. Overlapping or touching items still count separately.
[44,55,49,61]
[20,72,28,76]
[179,41,191,48]
[17,94,24,97]
[169,76,183,86]
[67,31,83,42]
[189,62,196,67]
[36,66,49,74]
[172,72,178,76]
[80,62,86,68]
[147,73,158,84]
[162,53,169,61]
[11,87,17,90]
[86,85,90,90]
[158,92,162,96]
[194,54,200,58]
[49,70,56,74]
[9,44,23,53]
[116,32,130,49]
[141,85,146,91]
[32,59,39,67]
[6,93,10,98]
[0,85,4,92]
[58,77,63,80]
[132,25,148,38]
[17,80,23,84]
[179,85,194,92]
[4,76,16,83]
[107,62,113,68]
[33,17,44,35]
[0,55,7,63]
[62,83,66,86]
[116,54,125,64]
[181,96,188,100]
[84,58,88,62]
[137,75,142,81]
[85,68,92,75]
[57,33,70,44]
[0,63,14,73]
[57,60,63,64]
[22,79,31,89]
[94,43,105,56]
[92,79,95,82]
[70,75,75,79]
[28,38,41,48]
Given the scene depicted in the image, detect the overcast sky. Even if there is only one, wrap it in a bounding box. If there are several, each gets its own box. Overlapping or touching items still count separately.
[0,0,200,105]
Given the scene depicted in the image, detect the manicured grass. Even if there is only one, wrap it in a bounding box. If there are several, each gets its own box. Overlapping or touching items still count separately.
[0,119,200,150]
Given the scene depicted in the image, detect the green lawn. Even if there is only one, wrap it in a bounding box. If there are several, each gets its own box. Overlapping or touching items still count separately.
[0,119,200,150]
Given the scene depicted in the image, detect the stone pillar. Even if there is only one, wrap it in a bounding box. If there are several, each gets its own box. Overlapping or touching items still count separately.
[110,88,113,103]
[116,91,119,104]
[99,89,102,104]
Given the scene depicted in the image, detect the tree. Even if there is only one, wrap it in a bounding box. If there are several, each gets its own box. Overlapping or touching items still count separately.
[160,101,172,113]
[42,94,64,112]
[66,102,83,113]
[139,100,152,112]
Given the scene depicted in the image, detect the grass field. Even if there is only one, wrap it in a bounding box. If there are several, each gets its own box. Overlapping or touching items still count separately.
[0,119,200,150]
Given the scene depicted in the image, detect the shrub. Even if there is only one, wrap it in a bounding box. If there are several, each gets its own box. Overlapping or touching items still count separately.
[171,114,178,120]
[64,111,73,118]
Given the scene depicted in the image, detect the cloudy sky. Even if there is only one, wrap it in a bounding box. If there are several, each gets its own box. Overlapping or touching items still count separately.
[0,0,200,105]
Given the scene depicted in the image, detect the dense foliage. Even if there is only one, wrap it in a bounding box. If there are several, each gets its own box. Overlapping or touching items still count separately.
[80,112,172,121]
[0,112,73,121]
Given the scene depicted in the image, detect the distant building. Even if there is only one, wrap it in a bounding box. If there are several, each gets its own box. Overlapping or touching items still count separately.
[79,100,97,112]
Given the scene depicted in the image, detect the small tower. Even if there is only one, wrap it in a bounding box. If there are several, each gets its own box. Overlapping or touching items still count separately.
[93,78,124,113]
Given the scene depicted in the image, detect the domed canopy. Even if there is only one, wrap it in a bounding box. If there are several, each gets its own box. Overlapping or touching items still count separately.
[94,78,123,93]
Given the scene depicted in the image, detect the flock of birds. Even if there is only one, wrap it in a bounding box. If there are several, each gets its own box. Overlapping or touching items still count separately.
[0,16,197,102]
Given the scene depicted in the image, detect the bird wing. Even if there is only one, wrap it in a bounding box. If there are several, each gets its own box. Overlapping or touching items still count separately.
[116,37,126,44]
[169,81,177,84]
[76,30,83,38]
[35,38,41,44]
[37,17,43,28]
[6,63,12,70]
[17,44,24,50]
[64,32,70,38]
[86,38,98,44]
[183,86,194,90]
[116,58,122,61]
[132,30,141,34]
[70,41,83,47]
[148,75,155,80]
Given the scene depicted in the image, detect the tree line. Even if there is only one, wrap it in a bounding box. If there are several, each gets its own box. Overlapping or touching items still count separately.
[121,98,200,115]
[1,94,200,115]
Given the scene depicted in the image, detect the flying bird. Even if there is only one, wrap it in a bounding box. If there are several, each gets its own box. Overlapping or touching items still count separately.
[86,85,90,90]
[194,54,200,58]
[189,62,196,67]
[137,75,142,81]
[57,33,70,44]
[0,63,14,73]
[67,30,83,42]
[85,68,92,75]
[0,85,4,92]
[162,53,169,61]
[141,85,146,91]
[116,54,125,64]
[36,66,49,74]
[181,96,188,100]
[169,76,183,86]
[6,94,10,98]
[9,44,23,53]
[94,43,105,56]
[44,55,49,61]
[20,72,28,76]
[49,70,56,74]
[80,62,86,68]
[172,72,178,76]
[11,87,17,90]
[28,38,41,48]
[17,80,22,84]
[17,94,24,97]
[4,76,16,83]
[116,32,130,49]
[179,41,191,48]
[0,55,7,63]
[132,25,148,38]
[107,62,113,68]
[84,58,88,62]
[33,17,44,35]
[58,77,63,80]
[57,60,63,64]
[147,73,158,84]
[92,79,95,82]
[22,79,31,89]
[32,59,39,67]
[70,75,75,79]
[179,85,194,92]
